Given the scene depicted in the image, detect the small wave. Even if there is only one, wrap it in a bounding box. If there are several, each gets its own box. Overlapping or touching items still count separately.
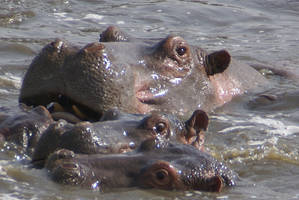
[250,115,299,136]
[83,14,104,21]
[53,12,80,22]
[220,144,299,165]
[213,113,299,137]
[0,73,21,90]
[0,11,35,26]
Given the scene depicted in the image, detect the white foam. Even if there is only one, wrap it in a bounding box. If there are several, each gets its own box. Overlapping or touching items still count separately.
[248,137,278,146]
[218,125,255,134]
[53,12,67,18]
[83,14,104,21]
[116,21,125,25]
[215,113,299,137]
[0,193,22,200]
[53,12,80,22]
[250,116,299,136]
[64,17,79,22]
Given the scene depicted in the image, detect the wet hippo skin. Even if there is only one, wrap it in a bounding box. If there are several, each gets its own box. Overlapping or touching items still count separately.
[32,109,208,168]
[45,140,237,192]
[0,104,53,155]
[6,26,241,193]
[19,26,267,120]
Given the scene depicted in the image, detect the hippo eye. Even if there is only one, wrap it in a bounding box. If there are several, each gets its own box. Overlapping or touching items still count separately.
[155,169,168,181]
[154,169,170,185]
[140,161,177,189]
[154,122,167,134]
[176,46,187,56]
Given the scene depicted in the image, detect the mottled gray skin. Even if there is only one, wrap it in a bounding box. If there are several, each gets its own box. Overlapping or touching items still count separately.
[32,109,208,168]
[0,105,53,155]
[19,26,267,119]
[45,141,237,192]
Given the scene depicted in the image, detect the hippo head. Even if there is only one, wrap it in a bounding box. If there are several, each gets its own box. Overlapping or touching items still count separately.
[31,109,209,168]
[19,26,262,120]
[45,141,237,192]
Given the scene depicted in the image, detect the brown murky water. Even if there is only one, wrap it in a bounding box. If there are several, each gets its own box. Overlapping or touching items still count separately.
[1,0,299,199]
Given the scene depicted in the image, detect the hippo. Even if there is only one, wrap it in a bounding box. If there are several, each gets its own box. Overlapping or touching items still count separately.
[19,26,267,120]
[32,109,208,168]
[0,104,53,155]
[45,140,237,192]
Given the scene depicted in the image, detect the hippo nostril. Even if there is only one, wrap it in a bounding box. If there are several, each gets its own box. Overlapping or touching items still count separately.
[176,46,187,56]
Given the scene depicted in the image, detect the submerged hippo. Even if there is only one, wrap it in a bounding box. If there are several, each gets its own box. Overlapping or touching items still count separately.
[45,140,237,192]
[32,109,208,168]
[19,26,267,120]
[0,104,53,155]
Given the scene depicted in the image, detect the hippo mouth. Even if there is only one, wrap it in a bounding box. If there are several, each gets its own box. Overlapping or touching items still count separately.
[46,95,103,123]
[21,86,165,123]
[20,80,167,122]
[20,94,103,123]
[135,83,167,107]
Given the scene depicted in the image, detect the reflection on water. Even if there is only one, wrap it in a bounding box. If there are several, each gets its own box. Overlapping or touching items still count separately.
[1,0,299,199]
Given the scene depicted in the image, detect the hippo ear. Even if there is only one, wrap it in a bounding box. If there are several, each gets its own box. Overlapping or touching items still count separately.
[185,110,209,132]
[184,110,209,150]
[99,26,129,42]
[205,50,231,76]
